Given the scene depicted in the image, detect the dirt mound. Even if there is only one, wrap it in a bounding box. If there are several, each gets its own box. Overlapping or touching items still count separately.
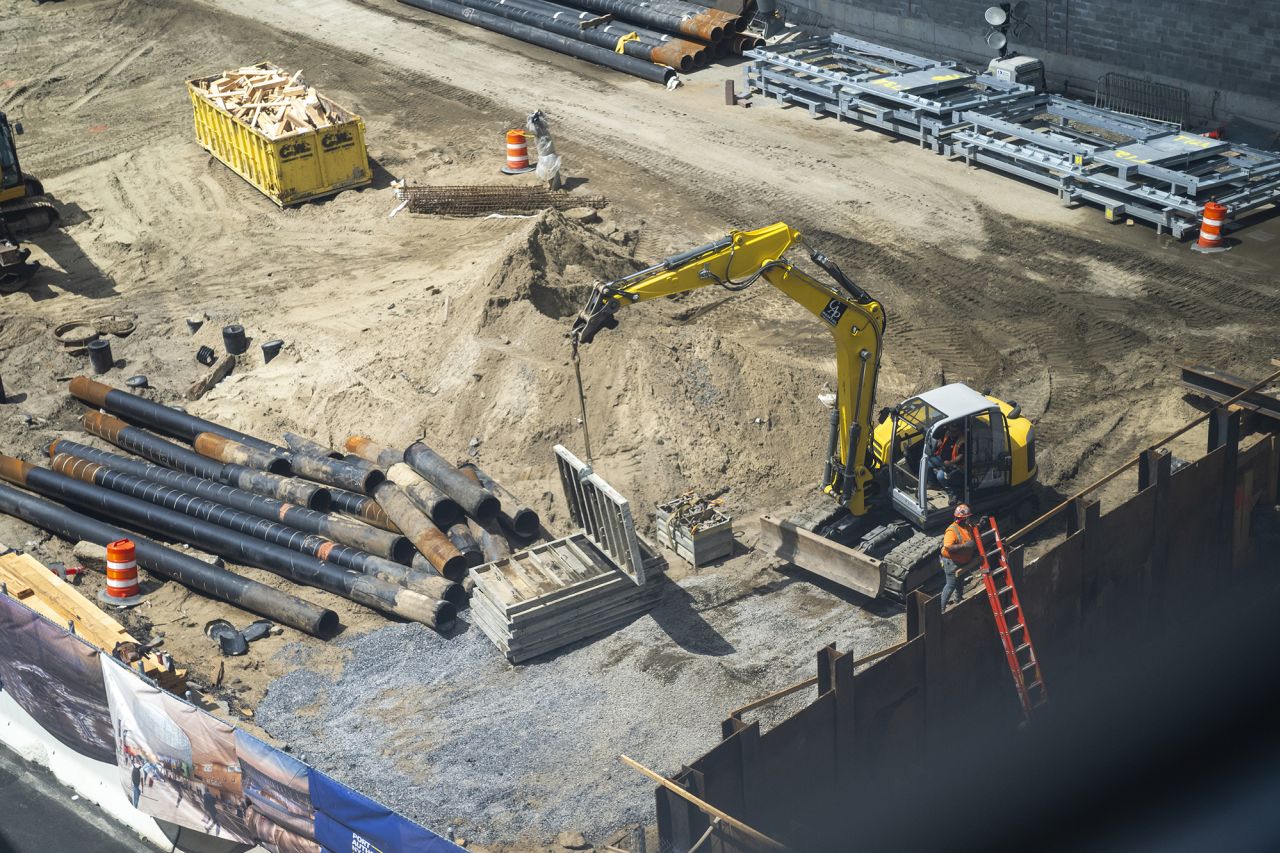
[478,210,637,325]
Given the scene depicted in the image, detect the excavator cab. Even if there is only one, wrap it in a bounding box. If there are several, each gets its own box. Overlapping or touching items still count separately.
[0,114,25,200]
[877,383,1037,528]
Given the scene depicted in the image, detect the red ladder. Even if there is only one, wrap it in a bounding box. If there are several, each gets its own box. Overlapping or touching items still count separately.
[974,516,1048,722]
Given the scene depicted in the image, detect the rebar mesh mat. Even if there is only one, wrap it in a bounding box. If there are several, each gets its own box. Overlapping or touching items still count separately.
[395,184,606,215]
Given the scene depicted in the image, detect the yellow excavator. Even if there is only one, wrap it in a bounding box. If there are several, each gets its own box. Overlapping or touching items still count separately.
[571,222,1039,601]
[0,111,58,288]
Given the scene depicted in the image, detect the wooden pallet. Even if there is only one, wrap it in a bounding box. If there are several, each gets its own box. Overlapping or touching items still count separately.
[0,550,186,692]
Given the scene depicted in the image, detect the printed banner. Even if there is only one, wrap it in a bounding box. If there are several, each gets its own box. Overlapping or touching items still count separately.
[0,593,115,763]
[101,657,253,844]
[237,730,321,853]
[310,771,462,853]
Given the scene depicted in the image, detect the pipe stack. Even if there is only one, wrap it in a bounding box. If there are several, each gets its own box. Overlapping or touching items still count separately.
[347,434,543,570]
[0,376,550,639]
[396,0,760,85]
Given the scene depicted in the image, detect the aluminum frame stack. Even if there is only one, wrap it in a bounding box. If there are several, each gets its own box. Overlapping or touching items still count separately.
[469,446,664,663]
[745,34,1039,152]
[746,34,1280,237]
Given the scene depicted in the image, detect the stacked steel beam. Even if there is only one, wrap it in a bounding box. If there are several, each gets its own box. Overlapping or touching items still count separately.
[0,377,546,640]
[398,0,758,83]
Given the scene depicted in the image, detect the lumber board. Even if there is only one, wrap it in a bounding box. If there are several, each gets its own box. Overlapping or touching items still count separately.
[0,551,185,690]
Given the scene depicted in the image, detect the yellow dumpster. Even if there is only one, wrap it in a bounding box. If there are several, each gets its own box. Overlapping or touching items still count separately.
[187,63,371,206]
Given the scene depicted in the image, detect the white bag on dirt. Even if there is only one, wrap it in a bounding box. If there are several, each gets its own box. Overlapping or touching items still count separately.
[526,110,562,187]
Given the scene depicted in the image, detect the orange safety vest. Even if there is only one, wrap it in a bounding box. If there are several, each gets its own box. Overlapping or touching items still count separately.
[936,433,964,463]
[941,521,976,562]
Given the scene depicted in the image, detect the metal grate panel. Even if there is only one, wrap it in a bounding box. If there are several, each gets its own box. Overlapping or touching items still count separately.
[554,445,647,584]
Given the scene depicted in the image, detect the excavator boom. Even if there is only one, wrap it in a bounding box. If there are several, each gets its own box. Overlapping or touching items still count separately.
[572,222,887,517]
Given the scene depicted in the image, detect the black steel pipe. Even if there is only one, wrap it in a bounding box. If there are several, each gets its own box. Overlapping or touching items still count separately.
[283,433,343,459]
[447,0,697,72]
[397,0,678,85]
[459,462,540,539]
[50,440,415,563]
[50,455,458,604]
[327,485,399,532]
[386,463,464,529]
[69,375,282,454]
[81,412,331,511]
[469,516,513,564]
[372,482,469,581]
[286,451,385,494]
[0,480,338,638]
[345,435,405,470]
[194,432,292,475]
[544,0,735,41]
[0,458,453,629]
[499,0,706,68]
[404,440,500,521]
[446,521,484,568]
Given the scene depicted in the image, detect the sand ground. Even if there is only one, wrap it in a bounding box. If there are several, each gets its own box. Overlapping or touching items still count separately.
[1,0,1277,846]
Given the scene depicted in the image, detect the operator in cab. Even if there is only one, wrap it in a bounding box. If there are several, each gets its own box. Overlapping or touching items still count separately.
[928,420,966,494]
[939,504,978,609]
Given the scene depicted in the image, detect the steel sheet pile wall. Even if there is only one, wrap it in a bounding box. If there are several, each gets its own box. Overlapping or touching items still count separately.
[657,414,1278,851]
[745,34,1280,237]
[397,0,761,84]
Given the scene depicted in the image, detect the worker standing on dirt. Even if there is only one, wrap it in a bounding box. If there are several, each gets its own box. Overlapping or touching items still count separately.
[939,504,977,609]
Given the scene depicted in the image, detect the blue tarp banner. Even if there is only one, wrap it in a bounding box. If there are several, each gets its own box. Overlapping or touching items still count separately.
[310,771,463,853]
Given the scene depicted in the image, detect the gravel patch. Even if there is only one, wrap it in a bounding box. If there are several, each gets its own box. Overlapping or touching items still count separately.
[256,561,904,846]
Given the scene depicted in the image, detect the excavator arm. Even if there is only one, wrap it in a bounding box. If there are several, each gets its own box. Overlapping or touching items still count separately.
[571,222,887,516]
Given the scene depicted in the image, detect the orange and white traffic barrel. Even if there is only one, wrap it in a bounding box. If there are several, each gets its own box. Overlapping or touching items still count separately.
[500,129,535,175]
[98,538,145,607]
[1191,200,1231,253]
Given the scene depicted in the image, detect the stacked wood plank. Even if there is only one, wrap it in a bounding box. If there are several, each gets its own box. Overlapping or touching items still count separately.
[0,549,186,692]
[469,533,662,663]
[192,63,352,139]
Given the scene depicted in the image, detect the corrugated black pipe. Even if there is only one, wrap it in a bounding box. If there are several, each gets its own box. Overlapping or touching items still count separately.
[0,458,454,630]
[0,480,338,637]
[397,0,677,85]
[50,440,416,563]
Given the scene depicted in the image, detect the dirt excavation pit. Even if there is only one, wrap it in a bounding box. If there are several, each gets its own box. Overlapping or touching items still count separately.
[2,0,1278,848]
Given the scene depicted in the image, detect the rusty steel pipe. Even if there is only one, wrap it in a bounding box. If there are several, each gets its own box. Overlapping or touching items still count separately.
[0,479,338,638]
[561,0,736,41]
[344,435,406,470]
[68,375,282,454]
[327,486,399,532]
[287,451,385,494]
[468,516,512,564]
[282,433,344,459]
[81,412,331,511]
[404,441,499,521]
[0,456,453,630]
[385,463,464,529]
[372,481,469,581]
[458,462,540,539]
[49,439,416,563]
[50,455,459,604]
[447,521,484,568]
[194,432,291,475]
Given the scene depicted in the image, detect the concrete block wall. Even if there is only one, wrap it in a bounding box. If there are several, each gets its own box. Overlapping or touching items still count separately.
[784,0,1280,132]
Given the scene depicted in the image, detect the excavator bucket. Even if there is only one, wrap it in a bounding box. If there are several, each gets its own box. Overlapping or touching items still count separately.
[758,515,884,599]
